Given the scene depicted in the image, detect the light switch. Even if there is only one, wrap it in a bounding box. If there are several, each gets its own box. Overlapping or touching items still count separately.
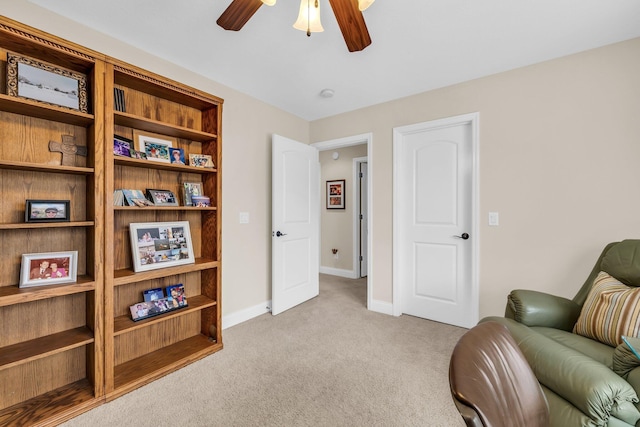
[239,212,250,224]
[488,212,499,226]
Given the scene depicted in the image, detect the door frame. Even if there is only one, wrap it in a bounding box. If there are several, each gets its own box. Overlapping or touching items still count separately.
[392,112,480,323]
[353,156,367,278]
[311,133,375,312]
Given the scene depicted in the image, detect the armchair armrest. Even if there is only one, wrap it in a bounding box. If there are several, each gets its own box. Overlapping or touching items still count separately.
[506,289,581,331]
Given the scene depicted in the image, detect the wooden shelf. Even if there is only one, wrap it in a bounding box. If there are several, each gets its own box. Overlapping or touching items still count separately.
[0,93,94,127]
[113,295,216,336]
[0,159,94,175]
[112,334,221,393]
[0,276,96,307]
[113,258,218,286]
[113,206,216,211]
[0,327,94,371]
[0,221,94,230]
[114,111,217,142]
[114,155,216,173]
[0,379,100,427]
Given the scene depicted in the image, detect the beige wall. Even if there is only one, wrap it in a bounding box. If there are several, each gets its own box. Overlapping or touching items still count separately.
[319,145,367,272]
[311,37,640,318]
[5,2,640,322]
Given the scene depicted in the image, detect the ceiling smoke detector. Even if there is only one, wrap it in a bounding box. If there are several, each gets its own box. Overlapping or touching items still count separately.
[320,88,335,98]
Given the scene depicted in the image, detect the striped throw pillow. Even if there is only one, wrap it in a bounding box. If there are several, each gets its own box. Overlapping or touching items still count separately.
[573,271,640,347]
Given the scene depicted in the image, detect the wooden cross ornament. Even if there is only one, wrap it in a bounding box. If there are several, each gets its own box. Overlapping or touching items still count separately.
[49,135,88,166]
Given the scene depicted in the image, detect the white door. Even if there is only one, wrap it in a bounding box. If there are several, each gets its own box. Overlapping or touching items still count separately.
[272,134,320,315]
[359,162,368,277]
[393,114,478,328]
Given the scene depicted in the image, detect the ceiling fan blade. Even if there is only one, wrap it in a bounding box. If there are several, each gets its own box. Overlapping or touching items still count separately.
[327,0,372,52]
[217,0,263,31]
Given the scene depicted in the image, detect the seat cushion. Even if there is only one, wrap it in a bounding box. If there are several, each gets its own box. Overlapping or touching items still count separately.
[573,271,640,346]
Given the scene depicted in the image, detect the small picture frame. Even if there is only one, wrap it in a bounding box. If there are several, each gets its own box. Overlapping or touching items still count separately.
[182,182,204,206]
[166,283,188,308]
[326,179,345,209]
[6,52,88,113]
[128,148,148,160]
[113,135,132,157]
[191,196,211,207]
[133,130,175,163]
[170,148,186,165]
[143,287,164,302]
[20,251,78,288]
[146,189,179,206]
[25,200,70,222]
[129,221,195,272]
[189,153,215,168]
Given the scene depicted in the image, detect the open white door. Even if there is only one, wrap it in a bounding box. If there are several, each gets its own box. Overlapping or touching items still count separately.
[272,134,319,315]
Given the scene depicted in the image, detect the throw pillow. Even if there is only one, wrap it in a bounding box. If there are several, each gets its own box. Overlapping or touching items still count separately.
[573,271,640,347]
[613,336,640,378]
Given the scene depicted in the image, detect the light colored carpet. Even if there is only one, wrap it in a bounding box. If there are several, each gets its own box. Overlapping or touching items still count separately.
[62,274,467,426]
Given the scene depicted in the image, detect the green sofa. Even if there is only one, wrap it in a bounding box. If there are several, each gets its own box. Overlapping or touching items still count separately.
[484,240,640,427]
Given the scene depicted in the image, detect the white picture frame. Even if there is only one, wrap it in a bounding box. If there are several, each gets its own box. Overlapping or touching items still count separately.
[133,130,175,163]
[20,250,78,288]
[129,221,195,272]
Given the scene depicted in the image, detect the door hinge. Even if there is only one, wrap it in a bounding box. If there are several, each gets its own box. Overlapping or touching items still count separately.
[360,172,363,178]
[360,255,363,261]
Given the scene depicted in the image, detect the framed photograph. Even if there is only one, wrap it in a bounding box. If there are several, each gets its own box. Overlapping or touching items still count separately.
[182,182,204,206]
[170,147,186,165]
[191,196,211,207]
[25,200,70,222]
[326,179,345,209]
[6,52,88,113]
[188,153,215,168]
[143,287,165,302]
[166,284,188,308]
[129,221,195,272]
[146,189,178,206]
[20,250,78,288]
[128,148,147,160]
[113,135,132,157]
[133,130,175,163]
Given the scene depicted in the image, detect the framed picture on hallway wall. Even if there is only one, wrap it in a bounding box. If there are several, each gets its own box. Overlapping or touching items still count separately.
[326,179,345,209]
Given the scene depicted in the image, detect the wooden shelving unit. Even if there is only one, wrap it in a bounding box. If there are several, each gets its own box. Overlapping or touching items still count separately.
[104,59,223,400]
[0,17,104,425]
[0,16,223,424]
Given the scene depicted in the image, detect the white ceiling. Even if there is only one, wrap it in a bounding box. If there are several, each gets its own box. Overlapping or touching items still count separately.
[29,0,640,121]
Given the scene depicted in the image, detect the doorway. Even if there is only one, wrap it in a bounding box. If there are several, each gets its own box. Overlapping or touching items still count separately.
[311,133,374,311]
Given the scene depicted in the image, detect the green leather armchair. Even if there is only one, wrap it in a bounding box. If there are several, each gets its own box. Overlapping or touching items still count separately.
[483,240,640,427]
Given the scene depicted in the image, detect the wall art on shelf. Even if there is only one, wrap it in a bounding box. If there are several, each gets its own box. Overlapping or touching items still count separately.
[182,182,204,206]
[326,179,345,209]
[146,189,179,206]
[133,130,175,163]
[129,221,195,272]
[25,199,70,223]
[189,153,215,168]
[114,135,132,157]
[170,147,186,165]
[6,52,88,113]
[20,250,78,288]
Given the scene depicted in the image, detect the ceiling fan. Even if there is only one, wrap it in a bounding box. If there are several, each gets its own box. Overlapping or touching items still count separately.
[216,0,374,52]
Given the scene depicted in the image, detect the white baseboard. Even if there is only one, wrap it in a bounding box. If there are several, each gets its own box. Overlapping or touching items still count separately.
[319,266,358,279]
[222,300,272,330]
[368,299,393,316]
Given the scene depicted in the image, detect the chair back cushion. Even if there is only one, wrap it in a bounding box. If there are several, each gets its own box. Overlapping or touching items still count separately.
[449,321,549,427]
[602,240,640,287]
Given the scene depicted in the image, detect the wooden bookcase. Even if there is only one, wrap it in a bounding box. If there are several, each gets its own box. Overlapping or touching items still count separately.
[0,16,224,423]
[0,19,105,425]
[103,60,223,400]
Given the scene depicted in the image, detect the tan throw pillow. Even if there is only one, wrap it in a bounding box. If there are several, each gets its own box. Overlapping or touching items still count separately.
[573,271,640,346]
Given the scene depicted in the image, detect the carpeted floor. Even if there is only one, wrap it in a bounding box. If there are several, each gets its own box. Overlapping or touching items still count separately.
[62,274,467,426]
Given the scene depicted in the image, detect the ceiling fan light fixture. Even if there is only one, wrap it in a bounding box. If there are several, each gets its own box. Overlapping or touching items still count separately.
[261,0,276,6]
[293,0,324,36]
[358,0,374,11]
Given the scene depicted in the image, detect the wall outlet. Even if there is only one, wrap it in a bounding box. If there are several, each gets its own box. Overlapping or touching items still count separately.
[488,212,499,226]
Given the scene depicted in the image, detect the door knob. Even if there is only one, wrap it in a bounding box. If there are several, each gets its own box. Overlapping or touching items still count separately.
[454,233,469,240]
[276,231,287,237]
